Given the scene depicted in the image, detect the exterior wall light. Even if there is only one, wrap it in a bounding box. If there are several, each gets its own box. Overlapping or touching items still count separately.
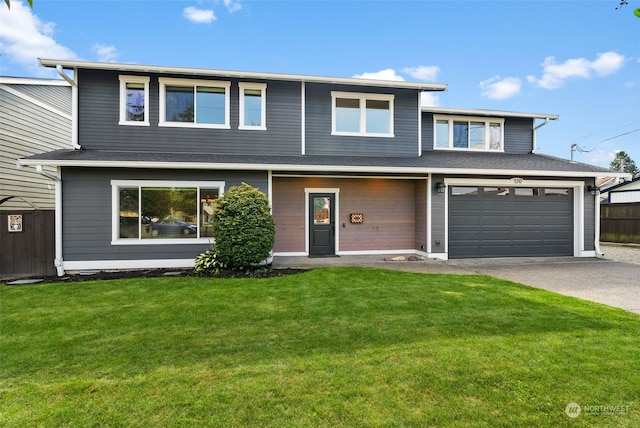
[587,185,600,196]
[436,181,446,194]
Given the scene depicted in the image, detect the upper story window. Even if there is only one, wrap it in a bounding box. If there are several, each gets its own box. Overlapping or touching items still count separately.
[239,82,266,130]
[119,75,150,126]
[331,92,394,137]
[434,115,504,151]
[159,78,231,128]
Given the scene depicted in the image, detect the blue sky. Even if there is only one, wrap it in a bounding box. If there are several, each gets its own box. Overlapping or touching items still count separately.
[1,0,638,169]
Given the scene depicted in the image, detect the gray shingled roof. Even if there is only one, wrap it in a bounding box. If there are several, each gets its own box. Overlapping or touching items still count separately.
[20,148,618,177]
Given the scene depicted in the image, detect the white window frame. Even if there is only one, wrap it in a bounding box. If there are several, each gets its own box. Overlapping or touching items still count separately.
[331,91,395,137]
[159,78,231,129]
[119,75,150,126]
[239,82,267,130]
[433,115,505,152]
[111,180,225,245]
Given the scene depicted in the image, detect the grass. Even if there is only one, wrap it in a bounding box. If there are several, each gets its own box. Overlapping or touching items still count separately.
[1,267,639,427]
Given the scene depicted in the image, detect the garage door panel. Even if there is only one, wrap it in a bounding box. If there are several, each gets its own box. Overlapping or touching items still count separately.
[449,186,573,258]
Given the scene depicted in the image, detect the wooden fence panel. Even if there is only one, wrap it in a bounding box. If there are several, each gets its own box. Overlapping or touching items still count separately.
[0,210,56,278]
[600,203,640,244]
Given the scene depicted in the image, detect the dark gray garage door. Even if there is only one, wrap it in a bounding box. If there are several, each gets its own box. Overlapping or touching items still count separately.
[449,186,573,258]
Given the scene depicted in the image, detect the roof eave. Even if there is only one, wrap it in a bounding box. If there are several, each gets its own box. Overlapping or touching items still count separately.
[18,158,625,178]
[423,106,559,120]
[38,58,448,92]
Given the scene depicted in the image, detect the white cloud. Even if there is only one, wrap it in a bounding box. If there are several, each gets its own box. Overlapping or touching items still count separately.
[183,6,216,24]
[352,68,405,81]
[91,44,118,62]
[420,92,440,107]
[527,51,625,89]
[479,76,522,100]
[0,0,77,75]
[223,0,242,13]
[402,65,440,81]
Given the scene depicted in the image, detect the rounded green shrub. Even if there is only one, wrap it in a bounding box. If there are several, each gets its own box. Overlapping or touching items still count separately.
[212,183,275,270]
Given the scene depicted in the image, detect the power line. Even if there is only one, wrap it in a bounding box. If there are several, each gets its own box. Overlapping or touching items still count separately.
[570,128,640,161]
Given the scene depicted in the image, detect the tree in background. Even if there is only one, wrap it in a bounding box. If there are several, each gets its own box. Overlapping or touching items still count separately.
[616,1,640,18]
[610,151,640,178]
[4,0,33,9]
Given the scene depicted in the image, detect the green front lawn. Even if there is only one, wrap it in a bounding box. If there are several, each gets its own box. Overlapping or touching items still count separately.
[1,268,638,427]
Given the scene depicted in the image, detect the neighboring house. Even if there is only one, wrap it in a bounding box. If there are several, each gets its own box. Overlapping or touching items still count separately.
[18,59,629,275]
[1,77,72,209]
[600,177,640,203]
[0,77,72,277]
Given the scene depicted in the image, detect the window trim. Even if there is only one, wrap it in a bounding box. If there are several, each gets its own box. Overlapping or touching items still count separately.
[331,91,395,137]
[158,77,231,129]
[433,114,504,152]
[119,75,150,126]
[111,180,225,245]
[239,82,267,130]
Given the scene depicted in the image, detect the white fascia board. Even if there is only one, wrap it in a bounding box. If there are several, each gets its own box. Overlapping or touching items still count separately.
[423,106,558,120]
[17,158,626,179]
[38,58,447,92]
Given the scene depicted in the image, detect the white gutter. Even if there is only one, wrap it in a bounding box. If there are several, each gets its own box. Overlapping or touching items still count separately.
[35,165,65,276]
[532,117,551,154]
[41,58,448,92]
[55,65,81,150]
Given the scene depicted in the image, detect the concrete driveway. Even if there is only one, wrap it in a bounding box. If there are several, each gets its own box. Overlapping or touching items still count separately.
[273,245,640,314]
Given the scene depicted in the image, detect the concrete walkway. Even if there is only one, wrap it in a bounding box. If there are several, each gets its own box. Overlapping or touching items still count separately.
[273,251,640,314]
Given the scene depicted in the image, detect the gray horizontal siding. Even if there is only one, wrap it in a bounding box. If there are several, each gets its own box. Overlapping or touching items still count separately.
[10,84,72,114]
[421,113,534,154]
[304,83,420,157]
[61,167,268,262]
[1,84,71,210]
[77,69,302,155]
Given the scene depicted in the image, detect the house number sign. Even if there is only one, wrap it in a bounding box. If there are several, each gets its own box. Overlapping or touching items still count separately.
[8,214,23,232]
[512,177,524,184]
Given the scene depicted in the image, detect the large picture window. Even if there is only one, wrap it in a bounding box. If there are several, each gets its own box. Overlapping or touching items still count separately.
[119,75,150,126]
[112,180,224,243]
[331,92,394,137]
[159,78,230,128]
[434,115,503,151]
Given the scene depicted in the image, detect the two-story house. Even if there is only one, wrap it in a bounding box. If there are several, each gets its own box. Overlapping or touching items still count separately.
[18,59,628,276]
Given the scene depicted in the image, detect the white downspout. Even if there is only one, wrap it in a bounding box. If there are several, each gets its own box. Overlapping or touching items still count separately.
[56,65,81,150]
[36,165,64,276]
[531,117,550,154]
[594,191,603,257]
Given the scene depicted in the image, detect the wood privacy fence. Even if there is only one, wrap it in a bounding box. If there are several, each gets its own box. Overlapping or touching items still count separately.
[600,203,640,245]
[0,210,56,278]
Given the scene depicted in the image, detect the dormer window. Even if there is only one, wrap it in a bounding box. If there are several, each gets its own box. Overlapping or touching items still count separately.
[434,115,503,151]
[119,76,149,126]
[331,92,394,137]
